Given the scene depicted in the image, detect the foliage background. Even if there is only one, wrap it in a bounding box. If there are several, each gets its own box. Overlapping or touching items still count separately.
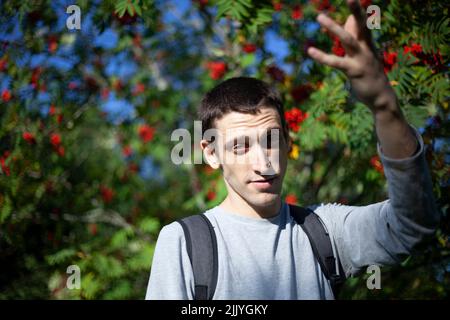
[0,0,448,299]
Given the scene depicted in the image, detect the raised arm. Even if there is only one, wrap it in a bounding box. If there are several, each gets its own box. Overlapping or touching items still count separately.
[313,127,439,276]
[307,0,440,275]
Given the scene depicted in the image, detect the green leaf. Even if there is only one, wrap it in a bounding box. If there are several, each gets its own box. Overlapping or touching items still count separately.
[139,217,160,234]
[133,1,142,16]
[0,195,12,223]
[110,228,134,249]
[127,3,136,17]
[46,249,77,265]
[240,53,255,68]
[114,0,129,17]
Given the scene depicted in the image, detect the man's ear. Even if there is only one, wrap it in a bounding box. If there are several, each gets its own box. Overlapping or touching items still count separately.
[282,124,291,154]
[200,139,221,170]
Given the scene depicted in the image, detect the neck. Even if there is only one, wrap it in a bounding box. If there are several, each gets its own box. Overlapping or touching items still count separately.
[220,194,282,219]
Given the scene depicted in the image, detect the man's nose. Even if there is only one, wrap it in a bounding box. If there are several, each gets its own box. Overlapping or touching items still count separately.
[250,144,276,175]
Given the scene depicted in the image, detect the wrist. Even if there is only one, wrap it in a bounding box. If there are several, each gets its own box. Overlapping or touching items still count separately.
[370,84,398,114]
[373,102,418,159]
[373,101,404,125]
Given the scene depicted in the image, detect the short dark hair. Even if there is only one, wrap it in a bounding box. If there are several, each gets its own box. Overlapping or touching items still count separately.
[198,77,288,141]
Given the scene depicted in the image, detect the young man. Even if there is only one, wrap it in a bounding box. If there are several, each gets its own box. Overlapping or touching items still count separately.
[146,0,439,299]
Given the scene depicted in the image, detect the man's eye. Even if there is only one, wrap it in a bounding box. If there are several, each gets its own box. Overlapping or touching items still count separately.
[263,135,272,149]
[232,137,250,154]
[233,143,249,154]
[262,133,278,149]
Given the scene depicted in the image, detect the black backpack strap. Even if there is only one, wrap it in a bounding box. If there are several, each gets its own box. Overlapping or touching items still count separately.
[177,214,218,300]
[289,204,346,298]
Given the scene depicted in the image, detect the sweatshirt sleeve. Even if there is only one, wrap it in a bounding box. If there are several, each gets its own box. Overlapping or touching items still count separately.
[314,125,440,277]
[145,222,195,299]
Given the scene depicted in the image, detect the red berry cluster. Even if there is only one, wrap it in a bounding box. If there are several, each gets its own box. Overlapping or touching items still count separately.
[206,61,227,80]
[311,0,335,12]
[266,65,285,82]
[100,185,115,203]
[403,43,444,72]
[383,51,397,74]
[332,37,346,57]
[370,155,384,174]
[2,89,11,102]
[50,133,65,157]
[285,108,309,133]
[0,150,11,176]
[243,43,257,54]
[285,194,298,205]
[291,84,313,104]
[138,124,155,143]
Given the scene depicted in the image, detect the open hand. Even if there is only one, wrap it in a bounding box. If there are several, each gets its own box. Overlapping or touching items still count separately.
[307,0,395,111]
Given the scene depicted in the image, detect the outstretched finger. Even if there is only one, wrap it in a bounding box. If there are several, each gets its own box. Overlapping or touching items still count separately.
[317,13,360,54]
[347,0,366,28]
[307,47,349,71]
[347,0,371,41]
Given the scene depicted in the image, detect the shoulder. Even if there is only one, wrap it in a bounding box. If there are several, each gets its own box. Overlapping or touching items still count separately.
[156,220,186,246]
[158,207,219,242]
[161,219,184,234]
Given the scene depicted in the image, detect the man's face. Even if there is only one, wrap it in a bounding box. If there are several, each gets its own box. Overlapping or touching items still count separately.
[203,107,289,210]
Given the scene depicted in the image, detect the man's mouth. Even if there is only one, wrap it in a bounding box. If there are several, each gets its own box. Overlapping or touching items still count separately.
[250,176,278,189]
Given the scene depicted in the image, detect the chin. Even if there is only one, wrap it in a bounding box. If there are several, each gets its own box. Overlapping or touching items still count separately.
[250,192,279,207]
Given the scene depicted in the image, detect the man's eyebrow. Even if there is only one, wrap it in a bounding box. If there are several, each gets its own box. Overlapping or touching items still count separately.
[224,127,282,148]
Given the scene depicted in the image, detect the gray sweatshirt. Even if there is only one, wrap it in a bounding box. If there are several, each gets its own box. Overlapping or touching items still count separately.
[145,126,439,300]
